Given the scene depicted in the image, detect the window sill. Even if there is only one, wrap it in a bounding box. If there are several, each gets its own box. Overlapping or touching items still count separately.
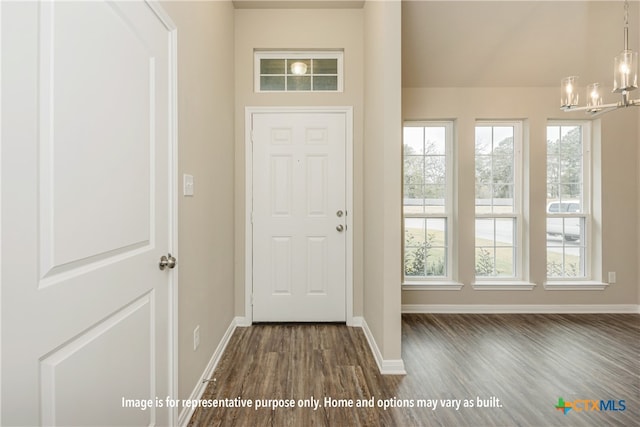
[402,281,464,291]
[543,281,609,291]
[472,281,536,291]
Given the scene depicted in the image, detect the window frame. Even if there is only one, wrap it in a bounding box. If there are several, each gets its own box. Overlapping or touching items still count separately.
[473,120,528,287]
[544,120,593,282]
[254,50,344,93]
[402,121,459,288]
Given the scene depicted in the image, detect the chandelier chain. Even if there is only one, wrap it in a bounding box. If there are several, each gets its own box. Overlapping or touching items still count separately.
[624,0,629,27]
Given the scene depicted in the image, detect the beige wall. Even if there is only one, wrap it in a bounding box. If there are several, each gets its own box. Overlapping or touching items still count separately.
[156,3,639,408]
[161,0,236,402]
[402,86,639,306]
[233,8,365,317]
[363,0,403,361]
[234,2,406,363]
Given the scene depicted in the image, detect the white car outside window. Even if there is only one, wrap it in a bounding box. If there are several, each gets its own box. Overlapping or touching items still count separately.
[547,201,581,241]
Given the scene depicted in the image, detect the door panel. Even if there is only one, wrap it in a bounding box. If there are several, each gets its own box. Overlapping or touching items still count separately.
[41,294,153,426]
[1,1,175,425]
[40,0,155,281]
[271,237,293,294]
[306,236,328,294]
[252,112,346,322]
[306,155,328,216]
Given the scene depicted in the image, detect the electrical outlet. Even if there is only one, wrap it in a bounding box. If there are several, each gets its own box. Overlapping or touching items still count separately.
[608,272,616,284]
[193,325,200,351]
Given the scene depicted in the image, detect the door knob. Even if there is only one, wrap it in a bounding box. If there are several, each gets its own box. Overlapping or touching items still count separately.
[336,224,344,232]
[159,253,176,270]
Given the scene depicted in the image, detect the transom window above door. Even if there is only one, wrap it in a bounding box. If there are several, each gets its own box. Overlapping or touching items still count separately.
[254,51,344,92]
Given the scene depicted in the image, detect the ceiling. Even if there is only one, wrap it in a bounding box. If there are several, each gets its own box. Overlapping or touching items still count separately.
[402,1,640,88]
[233,0,364,8]
[233,1,640,88]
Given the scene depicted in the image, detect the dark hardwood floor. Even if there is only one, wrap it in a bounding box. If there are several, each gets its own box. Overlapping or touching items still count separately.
[188,314,639,426]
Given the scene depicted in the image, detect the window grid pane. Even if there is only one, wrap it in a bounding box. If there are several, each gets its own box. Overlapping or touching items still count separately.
[403,126,449,215]
[286,75,311,91]
[260,58,285,75]
[547,125,584,207]
[312,58,338,74]
[475,126,515,214]
[546,217,587,278]
[404,217,448,278]
[475,217,517,278]
[313,76,338,91]
[285,59,311,75]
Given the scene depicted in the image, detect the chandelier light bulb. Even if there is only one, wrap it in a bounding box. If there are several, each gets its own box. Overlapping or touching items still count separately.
[290,61,308,75]
[560,76,579,107]
[614,50,638,92]
[619,62,630,74]
[587,83,603,111]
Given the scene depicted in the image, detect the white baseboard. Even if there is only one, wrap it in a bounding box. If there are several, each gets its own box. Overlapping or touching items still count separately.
[233,315,252,327]
[350,315,364,328]
[402,304,640,314]
[178,316,245,427]
[353,316,406,375]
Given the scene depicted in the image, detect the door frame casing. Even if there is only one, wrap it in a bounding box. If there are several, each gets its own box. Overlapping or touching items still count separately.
[147,2,179,425]
[244,106,354,326]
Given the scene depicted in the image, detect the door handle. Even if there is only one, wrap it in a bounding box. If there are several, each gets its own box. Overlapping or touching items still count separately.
[336,224,344,232]
[159,253,176,270]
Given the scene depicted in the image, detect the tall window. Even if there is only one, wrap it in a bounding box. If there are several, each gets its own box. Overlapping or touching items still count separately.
[474,122,522,279]
[403,122,453,281]
[546,122,590,278]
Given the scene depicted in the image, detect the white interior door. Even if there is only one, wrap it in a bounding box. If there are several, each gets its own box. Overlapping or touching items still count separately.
[1,1,176,425]
[252,112,347,322]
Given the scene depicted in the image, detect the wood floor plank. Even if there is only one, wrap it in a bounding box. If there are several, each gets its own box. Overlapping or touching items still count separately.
[188,314,639,426]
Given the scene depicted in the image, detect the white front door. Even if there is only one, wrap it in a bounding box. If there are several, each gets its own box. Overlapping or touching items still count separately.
[1,2,176,425]
[252,112,347,322]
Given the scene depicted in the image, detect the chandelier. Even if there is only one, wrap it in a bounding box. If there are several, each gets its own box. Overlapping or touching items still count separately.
[560,0,639,116]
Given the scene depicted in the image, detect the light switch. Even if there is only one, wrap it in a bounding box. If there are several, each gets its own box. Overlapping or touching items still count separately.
[183,174,194,196]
